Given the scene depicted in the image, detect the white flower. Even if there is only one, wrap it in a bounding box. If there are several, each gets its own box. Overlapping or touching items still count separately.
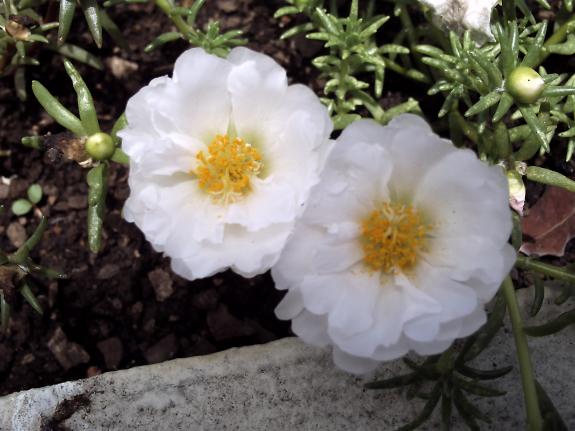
[119,47,333,280]
[419,0,498,42]
[272,114,515,374]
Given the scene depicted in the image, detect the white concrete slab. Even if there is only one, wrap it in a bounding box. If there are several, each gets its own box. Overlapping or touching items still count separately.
[0,289,573,430]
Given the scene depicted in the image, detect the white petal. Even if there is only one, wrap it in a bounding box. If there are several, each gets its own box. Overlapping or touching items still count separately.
[327,271,380,335]
[291,310,331,347]
[275,288,304,320]
[227,48,288,137]
[332,347,380,374]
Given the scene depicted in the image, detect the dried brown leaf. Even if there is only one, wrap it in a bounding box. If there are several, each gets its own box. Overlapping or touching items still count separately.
[520,186,575,257]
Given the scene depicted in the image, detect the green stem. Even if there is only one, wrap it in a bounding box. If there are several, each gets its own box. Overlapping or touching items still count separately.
[155,0,189,36]
[538,13,575,66]
[516,255,575,284]
[501,276,543,431]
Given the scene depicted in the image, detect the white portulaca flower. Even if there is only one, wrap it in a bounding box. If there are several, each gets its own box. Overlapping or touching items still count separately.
[119,47,333,280]
[420,0,498,42]
[272,114,516,374]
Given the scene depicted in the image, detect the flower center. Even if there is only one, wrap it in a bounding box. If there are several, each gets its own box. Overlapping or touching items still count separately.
[194,134,263,204]
[360,202,431,274]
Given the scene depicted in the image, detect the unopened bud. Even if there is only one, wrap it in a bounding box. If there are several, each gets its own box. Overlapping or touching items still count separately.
[506,67,545,104]
[85,132,115,161]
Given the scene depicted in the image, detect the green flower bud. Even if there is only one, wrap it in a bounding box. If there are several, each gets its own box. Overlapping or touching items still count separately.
[85,132,115,161]
[506,67,545,104]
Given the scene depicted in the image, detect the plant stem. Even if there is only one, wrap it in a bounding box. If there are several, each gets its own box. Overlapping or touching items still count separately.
[501,276,543,431]
[155,0,189,36]
[516,255,575,284]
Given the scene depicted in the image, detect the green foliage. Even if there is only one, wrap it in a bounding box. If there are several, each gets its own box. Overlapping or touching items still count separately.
[57,0,130,48]
[27,59,128,253]
[0,215,65,334]
[276,0,424,129]
[147,0,245,57]
[0,0,103,100]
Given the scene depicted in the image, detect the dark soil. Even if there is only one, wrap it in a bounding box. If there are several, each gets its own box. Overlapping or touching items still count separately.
[0,0,574,398]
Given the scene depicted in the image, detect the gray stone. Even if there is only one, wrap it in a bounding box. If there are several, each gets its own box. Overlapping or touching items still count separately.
[0,289,573,430]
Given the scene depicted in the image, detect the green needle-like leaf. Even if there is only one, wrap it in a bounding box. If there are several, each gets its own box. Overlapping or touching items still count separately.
[455,376,506,397]
[0,291,10,333]
[465,91,501,117]
[492,93,514,122]
[87,163,108,253]
[14,67,26,101]
[529,276,545,317]
[80,0,103,48]
[524,309,575,336]
[31,80,87,137]
[397,383,442,431]
[111,148,129,164]
[518,105,549,151]
[58,0,76,45]
[111,112,127,141]
[541,86,575,97]
[525,166,575,192]
[19,281,43,314]
[63,59,100,135]
[100,9,127,49]
[365,372,420,389]
[144,32,182,52]
[10,216,47,264]
[457,365,513,381]
[453,389,489,428]
[50,43,104,70]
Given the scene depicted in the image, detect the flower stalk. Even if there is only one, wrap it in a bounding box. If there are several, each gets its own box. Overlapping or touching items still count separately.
[501,276,543,431]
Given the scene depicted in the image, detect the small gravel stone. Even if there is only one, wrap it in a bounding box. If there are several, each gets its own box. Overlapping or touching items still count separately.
[147,268,174,302]
[47,327,90,370]
[207,304,255,341]
[217,0,237,12]
[7,222,26,248]
[105,56,139,79]
[97,337,123,370]
[144,334,178,364]
[190,288,219,310]
[67,195,87,209]
[97,264,120,280]
[0,184,9,199]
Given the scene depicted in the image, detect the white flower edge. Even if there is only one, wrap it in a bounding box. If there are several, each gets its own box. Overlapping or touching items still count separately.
[120,47,334,280]
[272,114,516,374]
[419,0,499,42]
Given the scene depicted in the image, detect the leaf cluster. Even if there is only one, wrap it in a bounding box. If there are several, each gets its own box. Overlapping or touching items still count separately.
[275,0,424,129]
[418,18,575,164]
[0,0,104,100]
[24,59,128,253]
[146,0,245,57]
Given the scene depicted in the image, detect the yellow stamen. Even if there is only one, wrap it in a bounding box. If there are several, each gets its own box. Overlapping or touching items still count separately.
[193,134,262,204]
[360,202,431,274]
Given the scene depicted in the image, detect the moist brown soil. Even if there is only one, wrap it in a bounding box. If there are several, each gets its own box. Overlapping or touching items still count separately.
[0,0,574,397]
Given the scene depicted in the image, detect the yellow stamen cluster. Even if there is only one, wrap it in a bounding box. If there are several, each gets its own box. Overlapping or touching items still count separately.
[194,134,262,204]
[360,202,431,274]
